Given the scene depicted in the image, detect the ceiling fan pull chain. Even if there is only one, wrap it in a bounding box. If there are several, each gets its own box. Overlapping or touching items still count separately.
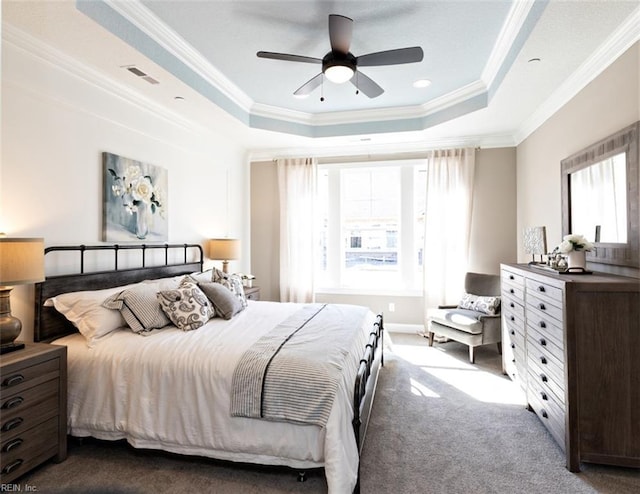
[356,72,360,95]
[320,75,325,102]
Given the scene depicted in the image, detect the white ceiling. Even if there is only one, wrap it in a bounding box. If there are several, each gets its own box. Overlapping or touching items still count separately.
[3,1,639,157]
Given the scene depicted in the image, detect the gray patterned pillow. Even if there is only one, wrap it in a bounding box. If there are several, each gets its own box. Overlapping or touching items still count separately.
[212,268,247,309]
[157,280,213,331]
[103,282,171,334]
[198,281,243,320]
[458,292,501,315]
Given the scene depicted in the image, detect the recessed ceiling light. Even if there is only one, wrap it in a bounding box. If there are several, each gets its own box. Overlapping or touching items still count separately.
[413,79,432,88]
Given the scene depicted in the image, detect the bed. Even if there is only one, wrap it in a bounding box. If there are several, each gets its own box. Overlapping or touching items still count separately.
[34,243,383,493]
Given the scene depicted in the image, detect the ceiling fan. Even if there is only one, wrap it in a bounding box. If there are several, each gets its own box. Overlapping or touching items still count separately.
[257,14,424,99]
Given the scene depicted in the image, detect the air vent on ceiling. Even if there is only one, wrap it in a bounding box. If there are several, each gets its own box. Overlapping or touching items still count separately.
[124,65,159,85]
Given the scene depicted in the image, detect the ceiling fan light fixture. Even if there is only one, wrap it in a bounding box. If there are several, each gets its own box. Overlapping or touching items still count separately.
[324,64,355,84]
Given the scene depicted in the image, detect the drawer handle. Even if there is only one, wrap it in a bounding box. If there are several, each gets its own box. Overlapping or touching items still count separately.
[511,358,516,363]
[509,302,515,308]
[509,288,515,294]
[2,396,24,410]
[510,330,515,336]
[541,410,549,419]
[539,338,547,346]
[538,303,546,311]
[537,285,546,292]
[539,356,548,365]
[1,459,23,476]
[540,392,548,401]
[509,275,514,280]
[540,374,548,383]
[1,417,23,432]
[539,321,546,328]
[510,343,515,349]
[510,316,515,322]
[2,374,24,387]
[3,438,23,453]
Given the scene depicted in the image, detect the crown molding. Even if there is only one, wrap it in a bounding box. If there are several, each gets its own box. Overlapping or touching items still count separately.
[106,0,254,112]
[2,23,209,136]
[247,131,516,162]
[514,5,640,144]
[481,0,537,88]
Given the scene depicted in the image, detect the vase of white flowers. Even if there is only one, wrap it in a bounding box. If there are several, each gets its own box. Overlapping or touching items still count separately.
[557,234,594,269]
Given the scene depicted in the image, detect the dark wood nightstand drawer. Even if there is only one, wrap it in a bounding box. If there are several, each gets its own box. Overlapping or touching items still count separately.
[1,416,59,474]
[0,344,67,483]
[1,358,59,394]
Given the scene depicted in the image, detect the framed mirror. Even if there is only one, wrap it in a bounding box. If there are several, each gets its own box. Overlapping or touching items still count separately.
[561,121,639,270]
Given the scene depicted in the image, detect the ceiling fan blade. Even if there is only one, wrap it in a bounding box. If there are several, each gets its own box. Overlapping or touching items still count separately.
[257,51,322,64]
[357,46,424,66]
[352,71,384,98]
[329,14,353,53]
[294,73,323,96]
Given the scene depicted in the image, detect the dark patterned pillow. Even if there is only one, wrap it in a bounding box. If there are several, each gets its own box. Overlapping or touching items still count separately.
[458,292,501,315]
[157,280,213,331]
[212,268,247,309]
[198,281,244,320]
[103,282,171,334]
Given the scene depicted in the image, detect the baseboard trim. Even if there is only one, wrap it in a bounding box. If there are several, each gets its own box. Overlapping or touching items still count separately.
[386,323,424,334]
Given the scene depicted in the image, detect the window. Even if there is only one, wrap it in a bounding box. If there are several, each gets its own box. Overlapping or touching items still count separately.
[316,160,427,292]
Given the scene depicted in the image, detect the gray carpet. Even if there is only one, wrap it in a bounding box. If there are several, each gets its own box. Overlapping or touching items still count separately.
[16,332,639,493]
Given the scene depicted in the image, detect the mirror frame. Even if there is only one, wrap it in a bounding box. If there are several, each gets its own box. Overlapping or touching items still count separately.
[561,121,639,270]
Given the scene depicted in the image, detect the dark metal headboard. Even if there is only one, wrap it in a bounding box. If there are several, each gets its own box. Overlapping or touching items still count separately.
[34,243,203,343]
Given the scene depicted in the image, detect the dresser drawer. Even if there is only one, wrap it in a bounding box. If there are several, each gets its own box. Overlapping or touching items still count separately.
[527,334,564,389]
[501,269,525,288]
[527,292,564,325]
[502,296,525,324]
[1,358,60,396]
[0,394,59,441]
[502,284,525,302]
[1,416,59,471]
[526,304,564,344]
[1,379,59,423]
[526,278,563,308]
[528,377,566,450]
[527,323,564,364]
[528,356,565,405]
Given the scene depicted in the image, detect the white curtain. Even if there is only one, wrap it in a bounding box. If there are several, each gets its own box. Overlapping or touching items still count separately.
[422,148,476,311]
[277,157,317,303]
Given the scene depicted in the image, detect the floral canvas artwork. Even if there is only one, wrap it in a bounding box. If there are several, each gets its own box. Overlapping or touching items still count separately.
[102,152,168,241]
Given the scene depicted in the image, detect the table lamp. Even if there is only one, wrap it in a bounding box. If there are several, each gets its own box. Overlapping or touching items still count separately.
[208,239,240,273]
[0,237,45,354]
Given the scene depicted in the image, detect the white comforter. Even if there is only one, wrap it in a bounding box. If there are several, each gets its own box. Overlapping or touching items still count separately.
[54,300,375,493]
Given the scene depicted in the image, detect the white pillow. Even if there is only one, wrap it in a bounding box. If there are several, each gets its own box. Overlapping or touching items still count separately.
[45,284,136,347]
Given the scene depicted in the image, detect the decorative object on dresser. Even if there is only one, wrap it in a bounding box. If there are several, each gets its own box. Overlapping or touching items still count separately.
[501,263,639,472]
[561,121,639,274]
[523,226,547,265]
[0,343,67,482]
[208,238,240,274]
[426,272,502,364]
[102,152,168,242]
[0,238,45,354]
[556,234,594,274]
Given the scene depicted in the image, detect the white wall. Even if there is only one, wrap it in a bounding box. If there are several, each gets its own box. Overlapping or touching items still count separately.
[517,43,639,270]
[1,37,250,341]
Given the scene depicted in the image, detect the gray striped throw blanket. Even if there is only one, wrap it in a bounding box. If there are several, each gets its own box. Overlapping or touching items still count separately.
[230,303,368,427]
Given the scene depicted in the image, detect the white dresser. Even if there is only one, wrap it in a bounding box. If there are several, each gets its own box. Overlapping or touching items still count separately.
[500,263,640,472]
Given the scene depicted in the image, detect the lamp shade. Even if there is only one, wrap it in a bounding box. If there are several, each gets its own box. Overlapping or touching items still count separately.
[208,239,240,261]
[0,238,45,286]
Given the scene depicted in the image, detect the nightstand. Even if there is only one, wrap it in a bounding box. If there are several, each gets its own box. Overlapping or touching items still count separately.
[244,286,260,301]
[1,343,67,483]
